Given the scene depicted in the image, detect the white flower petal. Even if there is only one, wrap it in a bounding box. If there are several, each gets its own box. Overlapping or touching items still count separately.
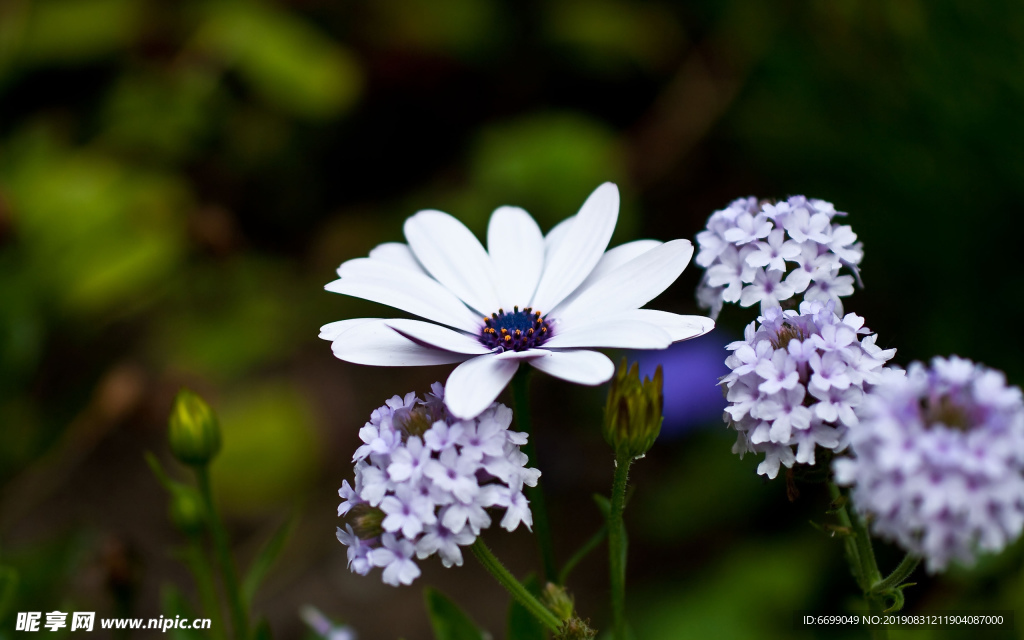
[544,216,575,256]
[493,349,552,361]
[487,206,544,307]
[552,239,694,324]
[319,318,378,341]
[404,210,500,314]
[328,258,482,333]
[544,320,672,350]
[367,242,427,275]
[444,355,520,419]
[555,240,662,313]
[529,349,614,385]
[531,183,619,312]
[583,239,662,283]
[605,309,715,342]
[385,319,492,355]
[331,320,472,367]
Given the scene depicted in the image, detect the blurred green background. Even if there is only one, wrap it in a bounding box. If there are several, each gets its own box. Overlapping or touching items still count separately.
[1,0,1023,638]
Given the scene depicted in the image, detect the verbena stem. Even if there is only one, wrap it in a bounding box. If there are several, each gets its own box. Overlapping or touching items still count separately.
[470,539,561,631]
[511,369,557,582]
[828,481,887,640]
[608,452,632,640]
[871,553,921,597]
[196,467,248,640]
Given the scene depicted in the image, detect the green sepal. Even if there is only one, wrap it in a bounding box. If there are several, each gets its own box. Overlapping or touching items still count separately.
[241,513,297,606]
[424,587,486,640]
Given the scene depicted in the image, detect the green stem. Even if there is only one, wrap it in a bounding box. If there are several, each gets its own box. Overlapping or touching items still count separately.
[828,482,887,640]
[558,524,608,586]
[511,369,557,582]
[183,538,226,640]
[871,553,920,596]
[608,452,632,640]
[195,467,248,640]
[470,539,561,631]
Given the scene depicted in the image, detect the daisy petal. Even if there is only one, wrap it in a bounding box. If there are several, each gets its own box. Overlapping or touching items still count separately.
[331,320,472,366]
[317,317,378,342]
[529,349,614,385]
[606,309,715,342]
[583,239,662,283]
[531,183,619,312]
[368,242,427,275]
[544,320,673,350]
[555,239,661,312]
[553,239,694,324]
[328,259,482,333]
[493,349,552,361]
[488,206,544,308]
[385,319,492,355]
[444,355,520,419]
[544,216,575,256]
[404,210,500,314]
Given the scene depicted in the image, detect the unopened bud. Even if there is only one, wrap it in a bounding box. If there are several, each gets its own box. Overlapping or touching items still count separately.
[168,389,221,466]
[348,504,386,540]
[169,488,206,536]
[541,583,575,621]
[602,359,663,458]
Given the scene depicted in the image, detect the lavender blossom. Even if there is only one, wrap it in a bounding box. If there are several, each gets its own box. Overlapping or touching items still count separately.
[834,357,1024,572]
[336,383,539,586]
[695,196,863,319]
[723,301,897,479]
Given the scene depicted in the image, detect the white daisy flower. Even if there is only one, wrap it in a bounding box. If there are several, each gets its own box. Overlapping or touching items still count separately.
[321,182,714,419]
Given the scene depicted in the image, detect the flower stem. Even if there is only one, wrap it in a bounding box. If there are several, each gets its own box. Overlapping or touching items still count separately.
[470,539,561,631]
[871,553,920,597]
[182,539,227,640]
[828,481,887,640]
[195,467,248,640]
[511,368,557,582]
[608,452,633,640]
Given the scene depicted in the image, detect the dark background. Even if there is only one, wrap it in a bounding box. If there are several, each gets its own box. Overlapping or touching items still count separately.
[1,0,1022,638]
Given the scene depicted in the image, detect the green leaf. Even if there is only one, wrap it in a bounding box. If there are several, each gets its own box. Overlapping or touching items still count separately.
[424,587,485,640]
[241,514,296,605]
[506,575,545,640]
[592,494,611,520]
[0,566,18,625]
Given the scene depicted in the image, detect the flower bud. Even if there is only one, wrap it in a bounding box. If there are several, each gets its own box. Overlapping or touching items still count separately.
[541,583,575,621]
[168,389,222,467]
[602,359,663,459]
[169,488,206,536]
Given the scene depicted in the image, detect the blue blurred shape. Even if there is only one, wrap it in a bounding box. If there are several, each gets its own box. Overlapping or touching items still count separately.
[632,332,733,438]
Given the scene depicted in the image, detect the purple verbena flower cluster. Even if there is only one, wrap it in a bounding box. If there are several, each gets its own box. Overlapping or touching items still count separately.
[336,383,540,586]
[723,301,897,479]
[695,196,862,319]
[835,357,1024,572]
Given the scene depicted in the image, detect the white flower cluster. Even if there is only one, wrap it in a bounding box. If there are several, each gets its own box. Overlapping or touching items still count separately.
[723,301,896,479]
[695,196,863,319]
[336,383,540,586]
[835,357,1024,572]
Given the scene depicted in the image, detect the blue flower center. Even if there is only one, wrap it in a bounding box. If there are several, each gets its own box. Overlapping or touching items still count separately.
[480,306,551,352]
